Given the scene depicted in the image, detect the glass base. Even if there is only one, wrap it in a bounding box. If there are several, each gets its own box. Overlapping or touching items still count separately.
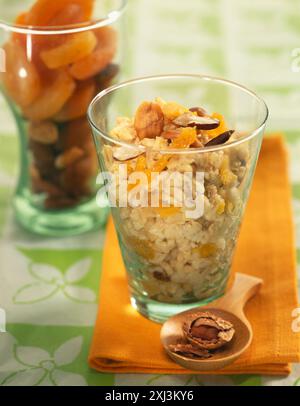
[131,292,223,324]
[13,194,109,237]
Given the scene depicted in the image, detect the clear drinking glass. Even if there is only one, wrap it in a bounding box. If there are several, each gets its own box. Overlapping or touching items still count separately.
[88,74,268,323]
[0,0,127,236]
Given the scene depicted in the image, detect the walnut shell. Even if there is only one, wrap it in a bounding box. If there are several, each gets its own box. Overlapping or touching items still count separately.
[183,311,235,350]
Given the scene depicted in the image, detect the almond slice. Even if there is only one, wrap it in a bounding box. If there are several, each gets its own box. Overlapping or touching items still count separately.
[113,146,144,161]
[173,112,220,130]
[205,130,234,147]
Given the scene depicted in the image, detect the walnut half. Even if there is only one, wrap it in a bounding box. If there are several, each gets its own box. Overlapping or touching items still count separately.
[134,101,164,139]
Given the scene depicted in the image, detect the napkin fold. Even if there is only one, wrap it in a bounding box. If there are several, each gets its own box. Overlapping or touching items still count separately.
[89,135,300,375]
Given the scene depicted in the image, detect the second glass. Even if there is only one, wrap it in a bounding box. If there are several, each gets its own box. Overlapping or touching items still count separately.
[0,0,127,236]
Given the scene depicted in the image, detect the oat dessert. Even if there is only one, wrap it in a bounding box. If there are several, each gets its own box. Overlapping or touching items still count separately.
[103,98,252,304]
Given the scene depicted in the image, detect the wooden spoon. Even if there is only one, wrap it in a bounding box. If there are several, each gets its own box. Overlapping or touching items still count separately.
[161,273,263,371]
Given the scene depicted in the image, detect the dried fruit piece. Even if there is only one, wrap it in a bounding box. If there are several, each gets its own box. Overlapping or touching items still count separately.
[48,3,86,26]
[55,147,85,169]
[193,243,216,258]
[134,101,164,140]
[96,63,120,90]
[40,31,97,69]
[173,112,220,130]
[2,40,41,107]
[64,118,94,152]
[23,70,76,120]
[171,128,197,149]
[127,236,155,260]
[161,101,188,120]
[168,343,211,359]
[45,196,79,209]
[54,79,96,122]
[30,141,55,177]
[162,128,182,140]
[69,27,117,81]
[183,311,235,350]
[220,155,237,186]
[60,155,96,198]
[26,0,94,26]
[205,130,234,147]
[28,121,58,145]
[155,207,181,217]
[32,176,64,198]
[206,112,228,137]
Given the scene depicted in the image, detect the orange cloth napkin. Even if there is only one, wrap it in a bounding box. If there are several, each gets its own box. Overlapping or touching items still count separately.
[89,135,300,375]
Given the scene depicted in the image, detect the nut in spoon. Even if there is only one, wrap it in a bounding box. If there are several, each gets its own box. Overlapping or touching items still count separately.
[161,273,263,371]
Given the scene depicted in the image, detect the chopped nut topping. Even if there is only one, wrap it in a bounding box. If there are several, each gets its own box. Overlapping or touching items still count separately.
[134,101,165,139]
[205,130,234,147]
[173,112,220,130]
[189,106,207,117]
[113,146,144,161]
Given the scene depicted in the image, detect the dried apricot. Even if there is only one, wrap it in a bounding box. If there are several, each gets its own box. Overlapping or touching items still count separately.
[48,3,86,26]
[54,79,96,122]
[40,31,97,69]
[69,26,117,80]
[23,70,75,120]
[2,40,41,107]
[206,113,228,138]
[26,0,94,26]
[155,207,181,217]
[171,128,197,149]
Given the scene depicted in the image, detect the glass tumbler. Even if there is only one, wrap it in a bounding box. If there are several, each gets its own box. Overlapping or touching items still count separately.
[88,74,268,323]
[0,0,127,236]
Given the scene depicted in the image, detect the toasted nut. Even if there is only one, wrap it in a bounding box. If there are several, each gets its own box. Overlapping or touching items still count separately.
[60,155,97,198]
[29,141,55,177]
[183,311,235,350]
[113,146,144,161]
[173,112,220,130]
[55,147,85,169]
[28,121,59,145]
[134,101,164,139]
[32,177,64,198]
[189,106,207,116]
[205,130,234,147]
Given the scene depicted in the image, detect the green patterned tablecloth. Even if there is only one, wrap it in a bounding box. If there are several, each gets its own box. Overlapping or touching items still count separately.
[0,0,300,386]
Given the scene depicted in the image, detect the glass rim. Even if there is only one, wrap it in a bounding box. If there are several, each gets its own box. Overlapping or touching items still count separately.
[88,74,269,155]
[0,0,127,35]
